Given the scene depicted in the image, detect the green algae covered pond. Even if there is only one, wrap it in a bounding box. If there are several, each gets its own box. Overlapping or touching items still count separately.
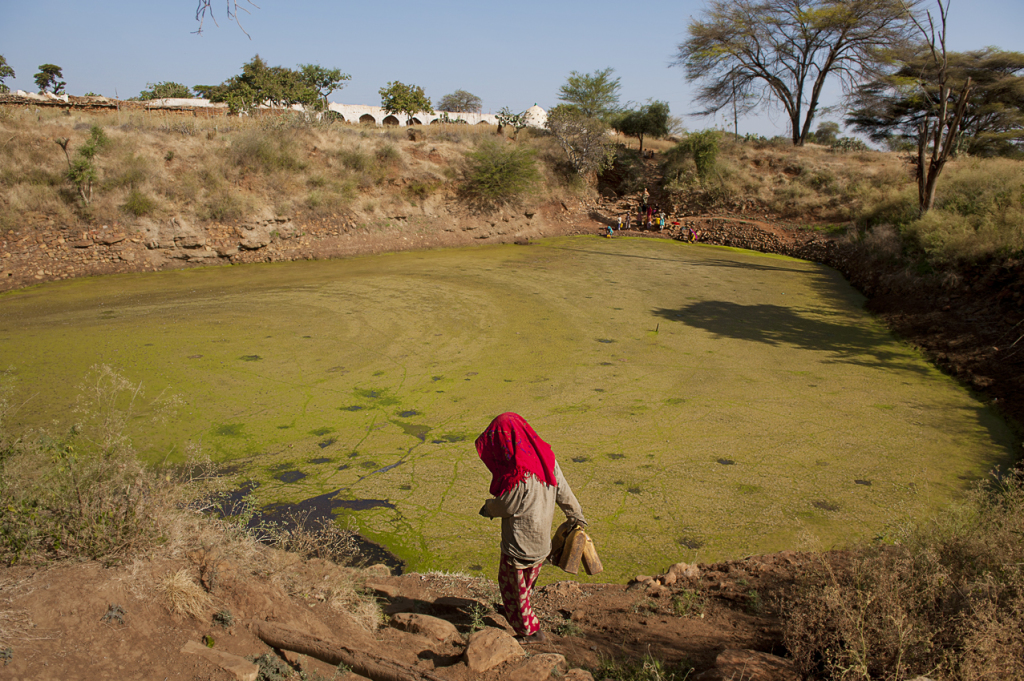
[0,236,1015,582]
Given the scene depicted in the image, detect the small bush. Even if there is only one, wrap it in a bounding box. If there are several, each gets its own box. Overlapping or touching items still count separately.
[461,141,540,208]
[554,619,583,637]
[229,131,304,174]
[203,190,249,222]
[121,188,156,217]
[784,475,1024,681]
[375,143,401,168]
[338,148,370,172]
[671,589,707,618]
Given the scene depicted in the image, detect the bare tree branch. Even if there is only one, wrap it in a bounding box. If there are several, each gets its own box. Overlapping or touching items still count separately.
[194,0,259,38]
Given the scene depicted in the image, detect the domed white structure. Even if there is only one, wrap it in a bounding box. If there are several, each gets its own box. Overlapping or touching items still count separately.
[524,104,548,128]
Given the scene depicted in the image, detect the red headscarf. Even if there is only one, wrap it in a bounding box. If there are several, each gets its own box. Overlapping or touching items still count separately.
[476,413,557,497]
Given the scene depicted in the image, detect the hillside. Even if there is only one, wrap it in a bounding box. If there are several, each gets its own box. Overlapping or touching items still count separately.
[1,103,1023,680]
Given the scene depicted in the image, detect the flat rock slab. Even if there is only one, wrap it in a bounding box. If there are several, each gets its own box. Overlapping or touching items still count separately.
[390,612,464,644]
[463,628,524,673]
[508,653,568,681]
[181,640,259,681]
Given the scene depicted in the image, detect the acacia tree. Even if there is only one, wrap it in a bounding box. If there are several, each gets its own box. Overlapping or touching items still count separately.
[34,64,65,95]
[612,101,671,154]
[674,0,921,146]
[438,90,482,113]
[557,67,621,120]
[379,81,432,124]
[847,46,1024,157]
[0,55,14,93]
[902,0,974,214]
[299,64,351,111]
[208,55,318,114]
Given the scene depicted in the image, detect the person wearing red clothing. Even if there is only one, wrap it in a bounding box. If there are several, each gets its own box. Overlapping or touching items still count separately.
[476,413,587,642]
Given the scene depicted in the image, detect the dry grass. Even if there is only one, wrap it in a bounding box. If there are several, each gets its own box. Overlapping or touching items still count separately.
[0,105,588,236]
[157,568,212,620]
[783,475,1024,681]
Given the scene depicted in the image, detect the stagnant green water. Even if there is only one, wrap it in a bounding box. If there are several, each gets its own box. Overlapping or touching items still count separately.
[0,236,1014,582]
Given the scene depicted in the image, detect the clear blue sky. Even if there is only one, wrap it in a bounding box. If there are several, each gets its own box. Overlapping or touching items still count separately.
[1,0,1022,138]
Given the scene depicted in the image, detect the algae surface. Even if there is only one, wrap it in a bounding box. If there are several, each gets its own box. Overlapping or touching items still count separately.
[0,236,1013,582]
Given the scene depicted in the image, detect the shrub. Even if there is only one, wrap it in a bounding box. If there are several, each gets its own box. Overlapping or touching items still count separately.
[683,130,721,186]
[0,366,181,564]
[461,141,540,208]
[121,188,156,216]
[228,131,304,174]
[375,143,401,168]
[338,148,370,172]
[203,190,250,222]
[783,475,1024,681]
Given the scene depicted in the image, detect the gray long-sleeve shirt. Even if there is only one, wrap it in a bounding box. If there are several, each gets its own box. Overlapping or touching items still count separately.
[481,462,587,569]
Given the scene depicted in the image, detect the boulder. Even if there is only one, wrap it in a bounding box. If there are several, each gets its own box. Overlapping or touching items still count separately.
[668,562,701,581]
[694,649,799,681]
[139,217,204,250]
[508,653,568,681]
[389,613,463,644]
[363,564,391,578]
[463,628,524,673]
[97,233,127,245]
[563,670,596,681]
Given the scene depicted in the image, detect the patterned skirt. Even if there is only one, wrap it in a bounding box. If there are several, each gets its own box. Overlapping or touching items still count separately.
[497,553,542,636]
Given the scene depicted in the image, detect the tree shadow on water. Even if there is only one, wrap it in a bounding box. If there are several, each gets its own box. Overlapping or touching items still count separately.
[654,301,929,375]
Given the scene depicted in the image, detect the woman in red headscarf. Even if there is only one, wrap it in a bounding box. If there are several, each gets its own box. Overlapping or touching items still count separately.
[476,412,587,643]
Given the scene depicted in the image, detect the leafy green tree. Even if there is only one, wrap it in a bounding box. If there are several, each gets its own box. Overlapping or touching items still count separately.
[208,55,317,114]
[557,67,621,120]
[34,64,66,95]
[298,64,351,111]
[847,46,1024,158]
[611,101,671,154]
[810,121,841,145]
[673,0,921,146]
[438,90,482,113]
[137,81,193,100]
[545,104,613,176]
[0,55,14,93]
[378,81,432,124]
